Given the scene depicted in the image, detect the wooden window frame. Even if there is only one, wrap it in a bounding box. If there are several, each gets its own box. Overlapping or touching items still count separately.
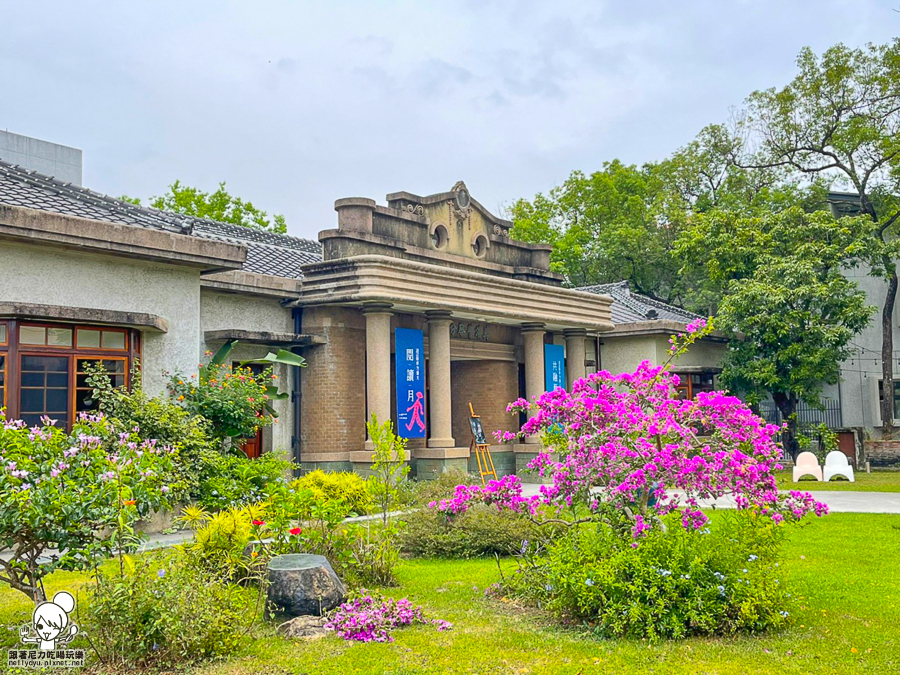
[0,352,6,412]
[2,319,139,430]
[73,356,129,419]
[75,326,129,352]
[18,351,72,427]
[673,371,717,400]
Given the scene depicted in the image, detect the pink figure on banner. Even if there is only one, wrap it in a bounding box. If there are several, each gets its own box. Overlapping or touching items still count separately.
[405,391,426,432]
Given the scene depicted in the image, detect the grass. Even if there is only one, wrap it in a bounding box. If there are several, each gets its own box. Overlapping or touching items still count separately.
[775,469,900,492]
[1,514,897,674]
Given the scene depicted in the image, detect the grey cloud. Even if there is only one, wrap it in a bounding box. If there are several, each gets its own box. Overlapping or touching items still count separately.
[0,0,896,241]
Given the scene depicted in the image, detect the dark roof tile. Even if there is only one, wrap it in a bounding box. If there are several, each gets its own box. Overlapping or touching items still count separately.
[578,281,698,325]
[0,159,323,278]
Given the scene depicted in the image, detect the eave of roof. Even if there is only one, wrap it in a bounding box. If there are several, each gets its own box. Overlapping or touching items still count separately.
[0,159,323,279]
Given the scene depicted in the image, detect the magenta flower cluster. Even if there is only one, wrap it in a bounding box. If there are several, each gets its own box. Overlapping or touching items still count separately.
[324,592,452,643]
[431,354,827,536]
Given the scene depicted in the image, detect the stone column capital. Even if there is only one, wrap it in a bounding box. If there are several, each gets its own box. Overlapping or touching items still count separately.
[425,309,453,323]
[520,321,546,333]
[563,328,588,338]
[361,302,394,315]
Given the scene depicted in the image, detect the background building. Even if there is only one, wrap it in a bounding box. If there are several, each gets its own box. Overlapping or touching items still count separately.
[0,154,724,477]
[0,131,82,186]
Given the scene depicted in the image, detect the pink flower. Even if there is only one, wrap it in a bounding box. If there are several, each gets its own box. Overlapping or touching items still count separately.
[429,360,826,538]
[685,318,708,334]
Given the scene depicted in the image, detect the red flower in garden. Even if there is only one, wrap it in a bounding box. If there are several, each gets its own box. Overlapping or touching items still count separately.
[123,499,136,506]
[289,527,302,536]
[252,519,265,526]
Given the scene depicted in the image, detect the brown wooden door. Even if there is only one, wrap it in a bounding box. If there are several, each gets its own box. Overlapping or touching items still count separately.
[837,431,856,467]
[240,429,263,459]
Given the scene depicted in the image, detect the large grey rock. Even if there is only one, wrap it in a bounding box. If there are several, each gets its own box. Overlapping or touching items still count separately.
[267,554,346,617]
[277,615,329,639]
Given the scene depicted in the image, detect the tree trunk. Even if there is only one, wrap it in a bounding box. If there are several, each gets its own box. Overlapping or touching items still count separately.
[881,266,898,436]
[773,392,799,460]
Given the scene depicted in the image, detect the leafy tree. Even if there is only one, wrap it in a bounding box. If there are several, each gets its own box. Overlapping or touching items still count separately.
[509,161,686,303]
[0,415,174,603]
[366,414,409,527]
[681,207,875,457]
[125,181,287,233]
[509,144,812,311]
[735,39,900,432]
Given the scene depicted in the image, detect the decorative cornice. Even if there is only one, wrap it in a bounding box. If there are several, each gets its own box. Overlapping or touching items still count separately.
[294,256,614,332]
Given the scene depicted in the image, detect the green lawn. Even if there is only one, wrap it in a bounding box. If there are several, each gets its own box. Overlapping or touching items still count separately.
[775,469,900,492]
[1,514,897,674]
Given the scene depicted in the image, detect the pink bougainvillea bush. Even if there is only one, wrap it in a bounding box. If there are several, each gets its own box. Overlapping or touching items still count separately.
[325,592,452,642]
[431,319,827,538]
[429,319,826,639]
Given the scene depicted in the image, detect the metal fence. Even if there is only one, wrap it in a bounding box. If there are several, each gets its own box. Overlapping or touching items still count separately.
[757,400,843,458]
[757,399,843,432]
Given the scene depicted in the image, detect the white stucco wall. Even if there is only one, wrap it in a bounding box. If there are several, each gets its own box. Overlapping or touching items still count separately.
[199,289,296,455]
[668,337,726,371]
[599,333,725,378]
[0,240,200,396]
[838,263,900,430]
[599,335,662,375]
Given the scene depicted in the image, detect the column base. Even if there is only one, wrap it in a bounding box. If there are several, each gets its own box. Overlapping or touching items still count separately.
[512,443,557,483]
[427,437,457,448]
[414,446,470,459]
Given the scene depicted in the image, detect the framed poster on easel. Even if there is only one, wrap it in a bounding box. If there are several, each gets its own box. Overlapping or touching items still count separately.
[468,402,497,485]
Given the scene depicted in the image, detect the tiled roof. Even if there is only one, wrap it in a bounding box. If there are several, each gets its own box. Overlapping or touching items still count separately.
[0,159,322,278]
[578,281,698,325]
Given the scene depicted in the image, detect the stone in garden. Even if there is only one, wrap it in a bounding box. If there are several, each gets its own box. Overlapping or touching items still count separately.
[277,615,329,639]
[267,553,346,617]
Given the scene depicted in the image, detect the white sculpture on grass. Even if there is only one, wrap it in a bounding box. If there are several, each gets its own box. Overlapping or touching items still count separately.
[792,451,823,482]
[823,450,855,483]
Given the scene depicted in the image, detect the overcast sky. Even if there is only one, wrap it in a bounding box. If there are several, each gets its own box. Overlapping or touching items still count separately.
[1,1,898,240]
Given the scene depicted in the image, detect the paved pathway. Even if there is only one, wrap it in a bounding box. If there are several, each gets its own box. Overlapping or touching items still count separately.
[0,509,408,563]
[519,483,900,514]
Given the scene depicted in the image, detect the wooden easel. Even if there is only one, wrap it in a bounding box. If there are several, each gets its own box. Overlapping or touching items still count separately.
[468,402,497,485]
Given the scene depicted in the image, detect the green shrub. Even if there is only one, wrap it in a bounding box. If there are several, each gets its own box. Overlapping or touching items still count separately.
[504,511,792,640]
[400,503,543,558]
[412,468,479,507]
[169,363,275,447]
[292,470,372,515]
[197,452,293,510]
[0,412,174,602]
[82,551,255,669]
[366,415,410,524]
[179,504,268,582]
[87,362,215,501]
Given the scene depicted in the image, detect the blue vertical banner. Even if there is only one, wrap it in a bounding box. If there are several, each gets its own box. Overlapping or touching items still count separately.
[395,328,426,438]
[544,343,565,392]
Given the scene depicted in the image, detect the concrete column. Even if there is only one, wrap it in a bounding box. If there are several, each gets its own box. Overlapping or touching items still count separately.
[522,322,546,444]
[426,310,454,448]
[363,302,393,449]
[564,328,588,390]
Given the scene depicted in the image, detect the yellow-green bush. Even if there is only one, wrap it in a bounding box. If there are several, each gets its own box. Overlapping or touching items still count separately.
[291,470,373,515]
